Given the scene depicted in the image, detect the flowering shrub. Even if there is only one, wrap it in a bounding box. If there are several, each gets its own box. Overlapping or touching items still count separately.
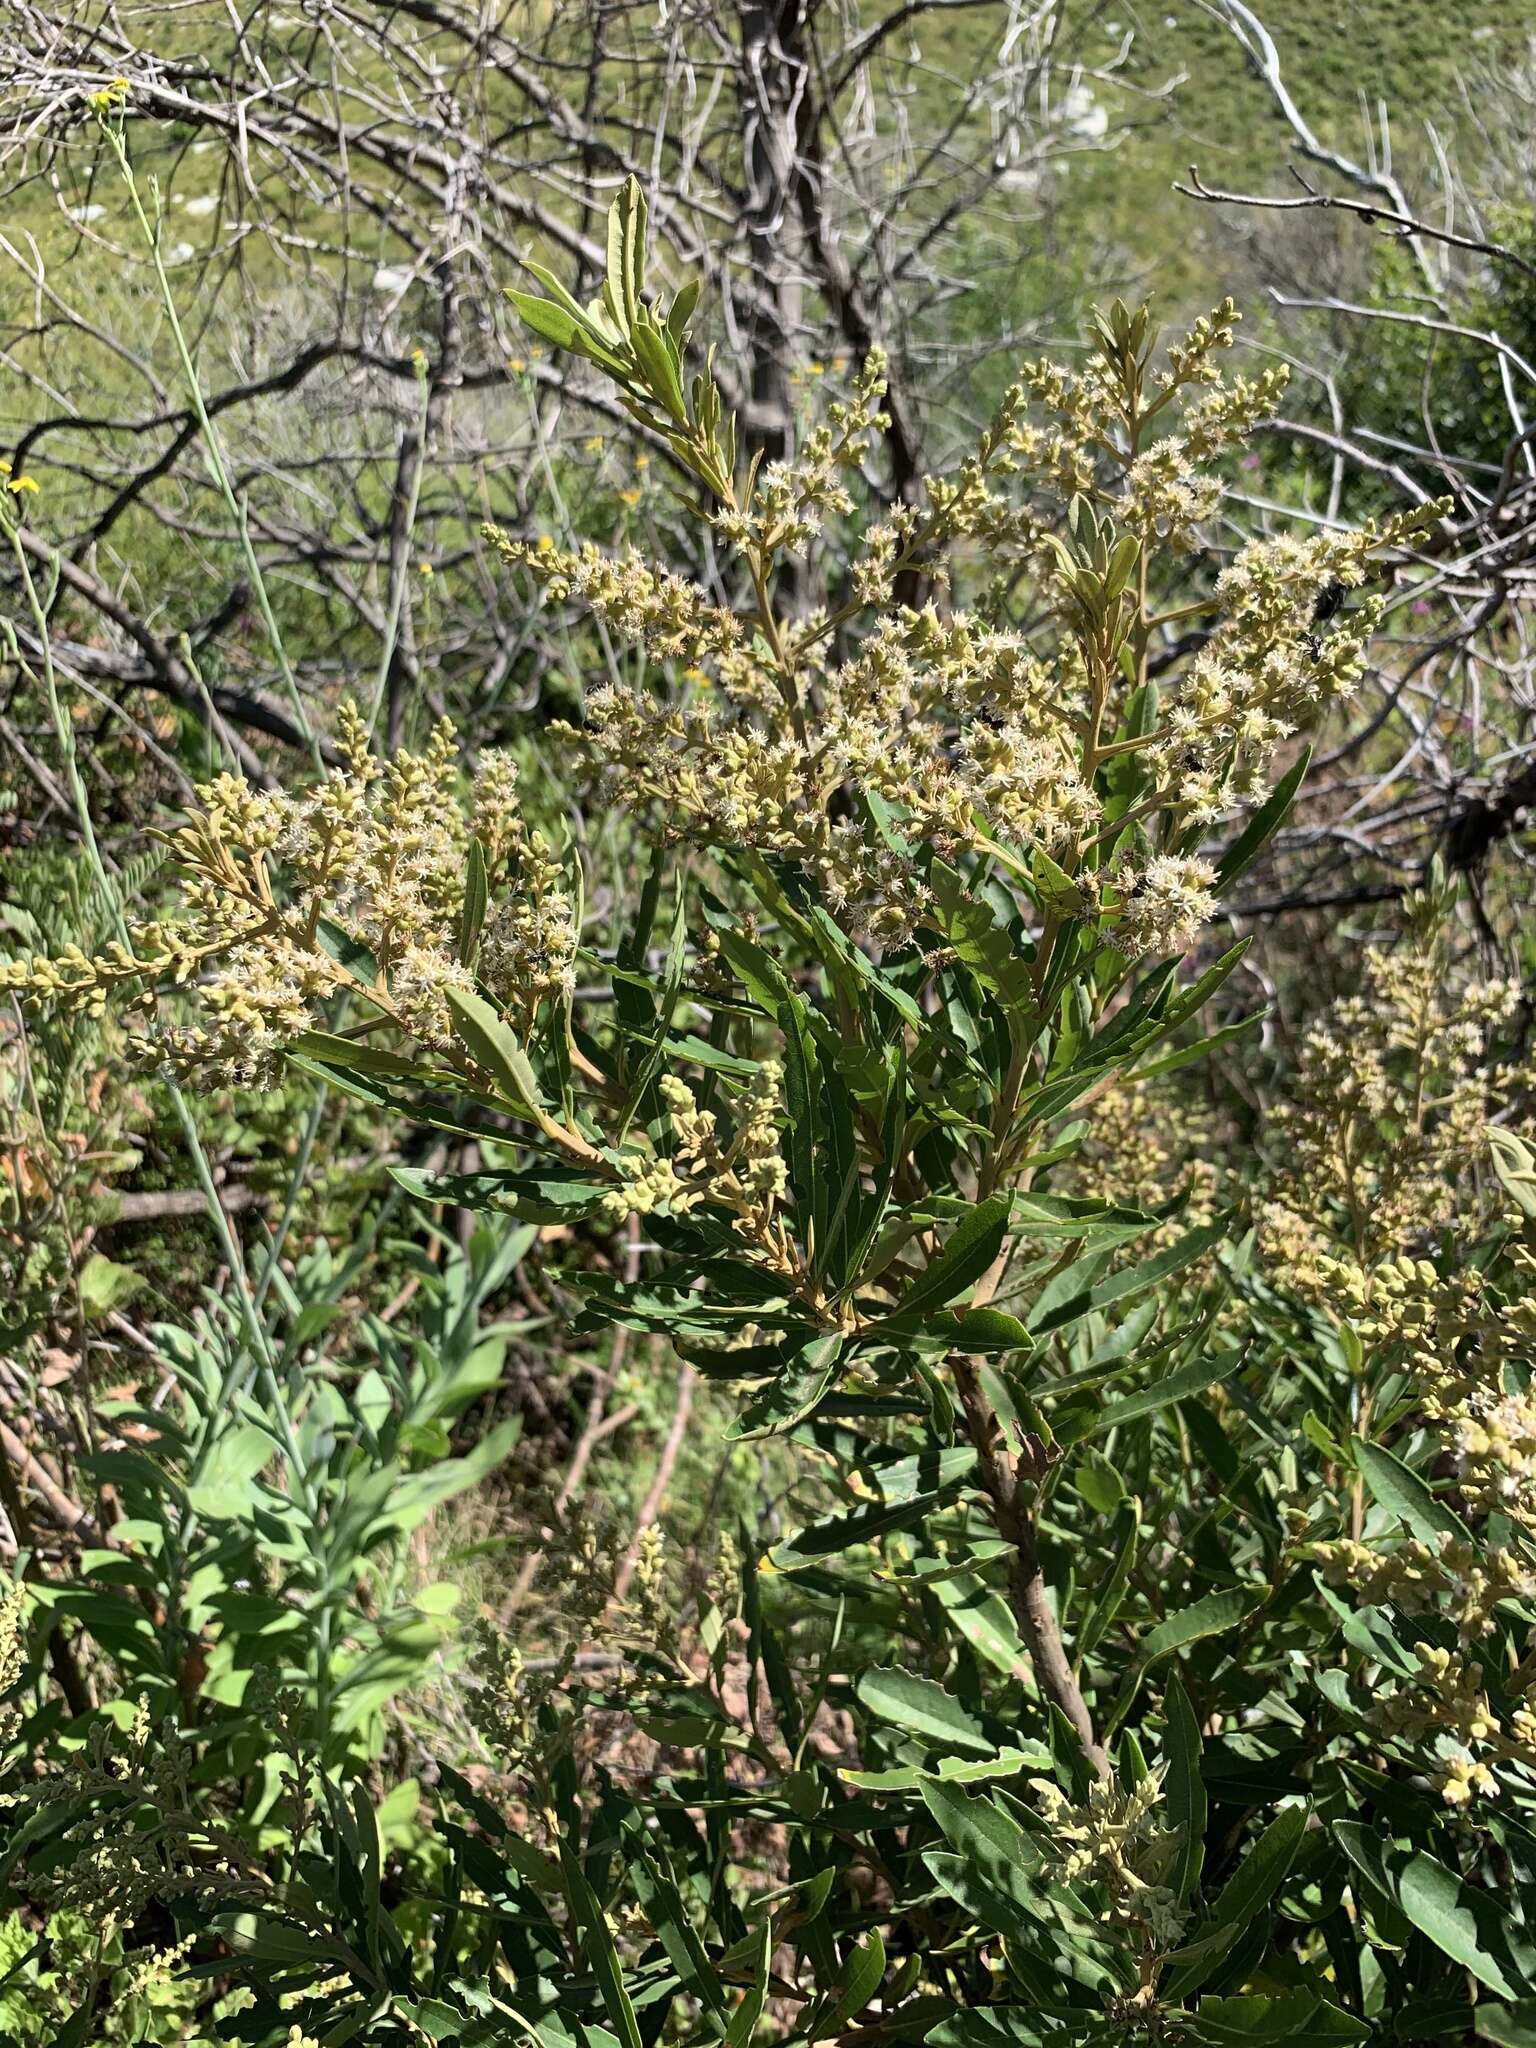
[5,180,1536,2048]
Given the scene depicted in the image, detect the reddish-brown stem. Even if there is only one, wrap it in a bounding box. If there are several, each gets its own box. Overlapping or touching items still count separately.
[952,1353,1107,1776]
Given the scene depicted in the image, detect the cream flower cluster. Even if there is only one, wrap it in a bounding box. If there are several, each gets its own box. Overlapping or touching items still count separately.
[1313,1532,1532,1644]
[489,300,1426,959]
[597,1068,794,1264]
[1030,1770,1187,1950]
[1260,917,1524,1285]
[0,708,576,1089]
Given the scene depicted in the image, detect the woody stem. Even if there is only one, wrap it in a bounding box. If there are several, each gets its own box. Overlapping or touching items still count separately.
[954,1250,1109,1777]
[952,1353,1109,1776]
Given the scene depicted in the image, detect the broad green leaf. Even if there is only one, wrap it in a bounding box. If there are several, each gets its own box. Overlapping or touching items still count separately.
[930,1573,1026,1677]
[1189,1990,1369,2044]
[1077,1498,1140,1660]
[186,1424,273,1519]
[925,860,1034,1006]
[925,2013,1065,2048]
[924,1852,1121,1995]
[447,987,546,1111]
[874,1303,1033,1351]
[77,1252,143,1319]
[724,1920,771,2048]
[1477,2003,1536,2048]
[856,1666,995,1755]
[1352,1436,1473,1547]
[627,1848,727,2020]
[391,1163,611,1221]
[292,1029,430,1080]
[811,1440,976,1506]
[1489,1128,1536,1223]
[921,1779,1039,1900]
[885,1194,1012,1322]
[1334,1825,1532,1998]
[507,290,627,374]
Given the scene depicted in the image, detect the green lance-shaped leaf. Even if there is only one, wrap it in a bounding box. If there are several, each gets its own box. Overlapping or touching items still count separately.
[1138,1588,1258,1666]
[1334,1825,1536,1998]
[667,276,702,347]
[447,986,546,1113]
[1489,1125,1536,1222]
[626,1842,728,2026]
[1102,530,1141,603]
[1027,1212,1229,1336]
[1165,1803,1309,1998]
[724,1920,771,2048]
[1215,746,1311,892]
[458,836,487,966]
[881,1193,1012,1323]
[725,1333,844,1440]
[559,1845,646,2048]
[767,1475,969,1571]
[1090,1344,1247,1437]
[1352,1435,1474,1547]
[856,1664,995,1755]
[1163,1674,1207,1901]
[809,1929,885,2040]
[630,307,688,427]
[601,173,647,338]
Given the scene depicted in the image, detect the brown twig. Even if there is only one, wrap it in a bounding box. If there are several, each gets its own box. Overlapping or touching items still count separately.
[0,1426,92,1714]
[951,1353,1107,1775]
[611,1361,696,1603]
[1176,163,1536,287]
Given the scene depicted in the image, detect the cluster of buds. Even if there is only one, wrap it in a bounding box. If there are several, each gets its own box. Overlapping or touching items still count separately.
[598,1068,791,1265]
[1030,1770,1188,1950]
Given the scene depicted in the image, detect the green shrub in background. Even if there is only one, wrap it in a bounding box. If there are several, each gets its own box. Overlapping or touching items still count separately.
[2,176,1534,2048]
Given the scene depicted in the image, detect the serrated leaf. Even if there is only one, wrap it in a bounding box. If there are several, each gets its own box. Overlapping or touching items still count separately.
[1139,1587,1257,1665]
